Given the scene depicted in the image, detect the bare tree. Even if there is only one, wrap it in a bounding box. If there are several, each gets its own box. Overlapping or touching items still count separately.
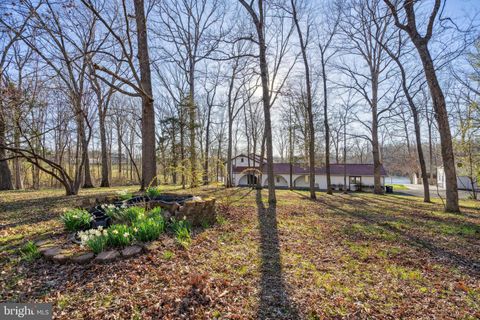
[88,61,118,187]
[155,0,225,188]
[1,0,101,193]
[238,0,275,202]
[289,0,317,198]
[238,0,296,203]
[224,42,256,188]
[2,77,83,195]
[338,0,396,194]
[0,84,14,190]
[81,0,157,190]
[0,3,36,191]
[316,1,341,195]
[379,33,430,202]
[384,0,459,212]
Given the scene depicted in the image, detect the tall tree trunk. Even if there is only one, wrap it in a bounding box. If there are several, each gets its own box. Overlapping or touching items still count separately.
[13,126,22,189]
[134,0,157,190]
[414,42,458,212]
[238,0,276,203]
[83,152,94,188]
[188,71,197,188]
[129,130,135,181]
[343,116,347,193]
[427,112,434,181]
[107,128,112,183]
[216,135,222,183]
[226,115,233,188]
[82,120,94,188]
[385,0,459,212]
[389,49,430,202]
[371,74,383,194]
[257,132,266,189]
[180,109,186,189]
[73,101,86,194]
[291,0,317,198]
[412,111,430,202]
[33,135,41,189]
[203,104,212,185]
[321,60,331,195]
[116,120,122,180]
[225,62,237,188]
[257,11,276,204]
[171,121,177,184]
[99,112,110,187]
[32,165,39,190]
[0,114,13,190]
[289,110,293,190]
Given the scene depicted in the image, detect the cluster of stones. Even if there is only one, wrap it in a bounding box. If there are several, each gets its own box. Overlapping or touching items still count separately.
[36,238,164,265]
[79,194,217,227]
[147,197,217,227]
[39,195,216,265]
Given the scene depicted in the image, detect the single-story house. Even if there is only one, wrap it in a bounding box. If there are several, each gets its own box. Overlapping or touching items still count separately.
[230,154,387,190]
[437,166,479,191]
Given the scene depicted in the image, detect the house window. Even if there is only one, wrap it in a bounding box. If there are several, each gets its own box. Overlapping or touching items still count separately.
[349,176,361,184]
[240,158,244,163]
[276,176,280,183]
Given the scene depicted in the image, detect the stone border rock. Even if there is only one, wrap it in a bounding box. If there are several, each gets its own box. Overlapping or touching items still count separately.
[38,242,162,265]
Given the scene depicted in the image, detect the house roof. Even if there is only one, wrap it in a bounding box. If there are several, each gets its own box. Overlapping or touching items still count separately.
[233,163,387,176]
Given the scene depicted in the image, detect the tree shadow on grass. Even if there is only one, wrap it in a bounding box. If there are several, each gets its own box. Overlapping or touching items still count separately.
[314,195,480,277]
[286,191,480,275]
[255,189,299,319]
[0,195,70,232]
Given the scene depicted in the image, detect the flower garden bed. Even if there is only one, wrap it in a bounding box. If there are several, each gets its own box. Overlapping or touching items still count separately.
[36,189,216,265]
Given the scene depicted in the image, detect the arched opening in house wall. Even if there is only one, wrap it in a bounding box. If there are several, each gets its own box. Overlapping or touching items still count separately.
[238,168,262,186]
[262,175,289,187]
[238,174,258,185]
[293,175,309,188]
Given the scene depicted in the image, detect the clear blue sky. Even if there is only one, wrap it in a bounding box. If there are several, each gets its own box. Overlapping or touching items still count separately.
[444,0,480,22]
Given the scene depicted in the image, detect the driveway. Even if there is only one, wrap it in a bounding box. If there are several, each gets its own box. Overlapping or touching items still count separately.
[395,183,474,200]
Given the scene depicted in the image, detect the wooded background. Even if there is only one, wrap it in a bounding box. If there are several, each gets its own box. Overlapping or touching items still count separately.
[0,0,479,212]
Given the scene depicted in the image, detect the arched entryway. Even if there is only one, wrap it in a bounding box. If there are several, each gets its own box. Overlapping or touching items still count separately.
[262,175,289,187]
[238,174,258,186]
[238,168,262,186]
[293,175,309,188]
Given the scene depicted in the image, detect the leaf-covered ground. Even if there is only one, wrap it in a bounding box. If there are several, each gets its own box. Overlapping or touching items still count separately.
[1,186,479,319]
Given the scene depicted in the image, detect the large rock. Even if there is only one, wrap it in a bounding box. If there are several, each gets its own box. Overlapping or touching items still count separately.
[52,253,70,264]
[38,244,57,253]
[35,239,53,247]
[121,245,142,258]
[95,250,120,263]
[142,241,162,252]
[42,247,62,259]
[72,252,95,265]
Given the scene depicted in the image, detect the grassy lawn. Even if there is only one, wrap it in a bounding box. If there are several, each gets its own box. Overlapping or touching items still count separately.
[385,184,409,190]
[1,186,479,319]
